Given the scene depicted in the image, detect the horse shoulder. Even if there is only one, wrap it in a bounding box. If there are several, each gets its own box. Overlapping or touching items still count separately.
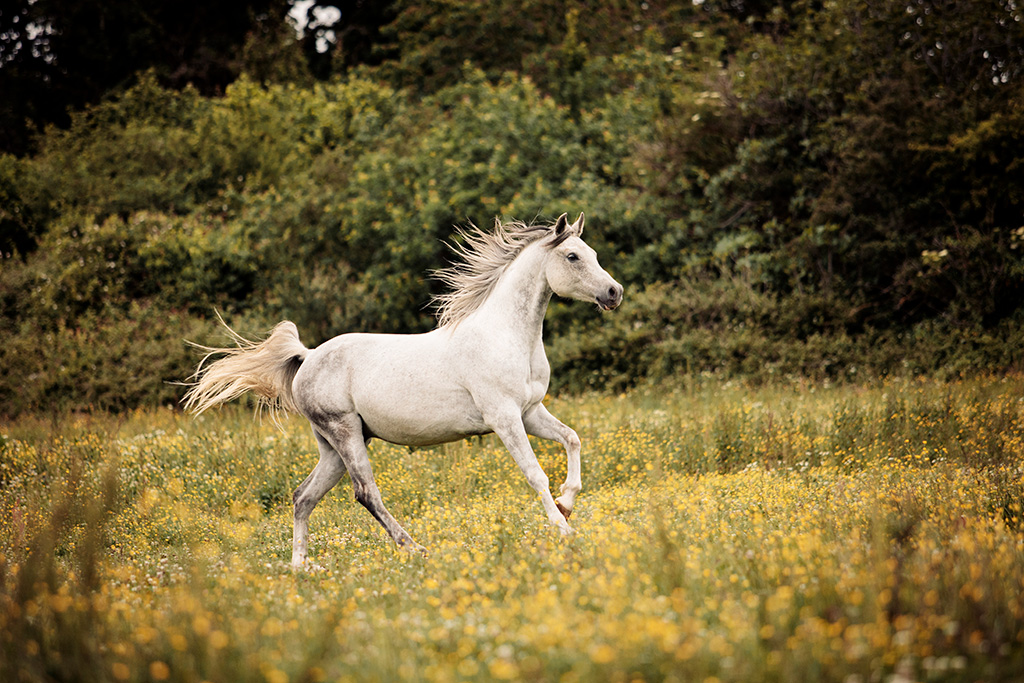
[443,325,527,400]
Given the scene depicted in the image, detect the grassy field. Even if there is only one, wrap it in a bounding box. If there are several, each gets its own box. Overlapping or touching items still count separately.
[2,376,1024,682]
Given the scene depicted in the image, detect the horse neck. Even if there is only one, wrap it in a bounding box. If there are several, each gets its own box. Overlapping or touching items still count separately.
[472,243,551,344]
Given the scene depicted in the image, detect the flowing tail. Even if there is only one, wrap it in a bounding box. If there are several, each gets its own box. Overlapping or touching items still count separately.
[183,320,308,419]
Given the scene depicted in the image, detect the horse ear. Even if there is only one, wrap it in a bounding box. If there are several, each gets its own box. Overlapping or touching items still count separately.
[572,212,585,236]
[553,213,569,235]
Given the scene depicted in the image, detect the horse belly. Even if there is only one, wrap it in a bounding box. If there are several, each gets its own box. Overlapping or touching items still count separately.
[298,331,497,447]
[346,343,489,446]
[356,387,488,447]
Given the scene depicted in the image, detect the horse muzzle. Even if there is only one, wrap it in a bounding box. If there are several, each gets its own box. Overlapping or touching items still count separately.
[597,283,624,311]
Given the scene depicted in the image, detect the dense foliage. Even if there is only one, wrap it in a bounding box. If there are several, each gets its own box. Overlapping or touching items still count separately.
[2,0,1023,415]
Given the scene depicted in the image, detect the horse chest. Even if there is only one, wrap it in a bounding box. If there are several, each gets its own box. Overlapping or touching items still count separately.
[527,345,551,404]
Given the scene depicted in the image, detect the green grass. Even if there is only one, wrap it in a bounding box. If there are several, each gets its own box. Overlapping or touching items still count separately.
[2,376,1024,681]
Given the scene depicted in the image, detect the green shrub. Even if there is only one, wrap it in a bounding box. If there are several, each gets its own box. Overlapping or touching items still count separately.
[2,1,1023,414]
[0,304,206,417]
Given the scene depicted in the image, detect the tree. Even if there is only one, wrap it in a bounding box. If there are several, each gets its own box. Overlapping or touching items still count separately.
[0,0,285,155]
[292,0,397,79]
[703,0,1024,326]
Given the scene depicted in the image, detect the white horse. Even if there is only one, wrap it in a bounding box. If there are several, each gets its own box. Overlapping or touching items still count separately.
[184,212,622,567]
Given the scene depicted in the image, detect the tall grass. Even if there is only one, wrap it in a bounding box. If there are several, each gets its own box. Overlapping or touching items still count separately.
[2,376,1024,681]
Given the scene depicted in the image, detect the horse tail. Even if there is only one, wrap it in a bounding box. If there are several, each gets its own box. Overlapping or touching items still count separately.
[183,319,308,421]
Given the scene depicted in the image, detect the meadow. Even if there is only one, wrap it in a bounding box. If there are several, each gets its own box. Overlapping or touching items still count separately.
[2,376,1024,682]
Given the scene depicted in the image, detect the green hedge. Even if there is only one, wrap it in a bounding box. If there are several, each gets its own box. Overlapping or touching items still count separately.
[2,0,1023,416]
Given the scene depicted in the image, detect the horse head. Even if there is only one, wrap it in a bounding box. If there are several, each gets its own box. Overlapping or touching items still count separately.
[545,213,623,311]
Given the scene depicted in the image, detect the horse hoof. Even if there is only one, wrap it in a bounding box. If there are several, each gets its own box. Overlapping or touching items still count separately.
[400,541,428,556]
[555,500,572,520]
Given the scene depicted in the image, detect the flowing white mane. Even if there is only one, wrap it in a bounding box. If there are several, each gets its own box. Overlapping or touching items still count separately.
[432,218,566,328]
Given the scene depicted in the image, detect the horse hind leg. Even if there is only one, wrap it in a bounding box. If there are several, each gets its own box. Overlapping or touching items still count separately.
[315,413,425,554]
[291,431,347,568]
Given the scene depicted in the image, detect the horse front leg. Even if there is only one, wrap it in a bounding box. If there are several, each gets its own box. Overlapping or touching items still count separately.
[486,406,574,536]
[524,404,581,519]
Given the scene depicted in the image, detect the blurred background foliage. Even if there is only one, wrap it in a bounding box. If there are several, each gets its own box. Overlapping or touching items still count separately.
[1,0,1023,415]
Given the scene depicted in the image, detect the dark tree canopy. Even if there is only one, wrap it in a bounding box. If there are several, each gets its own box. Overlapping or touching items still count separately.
[297,0,397,78]
[0,0,287,154]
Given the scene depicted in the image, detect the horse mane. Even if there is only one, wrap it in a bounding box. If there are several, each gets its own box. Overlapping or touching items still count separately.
[432,217,569,328]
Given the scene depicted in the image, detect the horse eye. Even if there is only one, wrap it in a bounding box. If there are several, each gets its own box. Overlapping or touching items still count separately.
[566,253,579,263]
